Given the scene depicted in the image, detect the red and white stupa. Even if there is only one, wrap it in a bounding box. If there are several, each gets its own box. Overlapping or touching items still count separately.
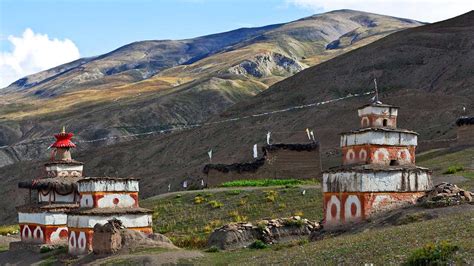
[17,127,83,245]
[322,101,433,227]
[67,177,153,255]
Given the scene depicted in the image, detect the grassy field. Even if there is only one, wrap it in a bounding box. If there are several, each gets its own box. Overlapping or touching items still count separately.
[418,147,474,189]
[192,211,474,265]
[141,186,322,248]
[219,179,315,187]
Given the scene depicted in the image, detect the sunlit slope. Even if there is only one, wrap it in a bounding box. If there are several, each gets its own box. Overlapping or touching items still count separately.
[0,10,420,147]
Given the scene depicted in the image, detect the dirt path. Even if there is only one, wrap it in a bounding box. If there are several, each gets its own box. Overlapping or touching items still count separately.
[0,234,19,248]
[0,248,203,266]
[82,250,203,265]
[0,249,47,266]
[145,184,320,201]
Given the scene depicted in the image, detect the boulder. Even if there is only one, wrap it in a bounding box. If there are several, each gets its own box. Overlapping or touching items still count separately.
[92,219,176,255]
[418,182,473,208]
[207,216,321,250]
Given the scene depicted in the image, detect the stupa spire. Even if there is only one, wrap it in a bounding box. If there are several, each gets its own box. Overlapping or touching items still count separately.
[51,127,76,161]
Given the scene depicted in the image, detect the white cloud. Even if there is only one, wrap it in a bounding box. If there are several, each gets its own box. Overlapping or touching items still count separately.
[286,0,474,23]
[0,28,80,88]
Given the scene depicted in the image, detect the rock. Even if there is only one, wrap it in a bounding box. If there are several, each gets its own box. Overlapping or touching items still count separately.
[418,183,474,207]
[207,217,321,250]
[92,219,177,255]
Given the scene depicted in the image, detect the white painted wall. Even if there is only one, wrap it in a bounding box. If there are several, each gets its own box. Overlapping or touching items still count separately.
[341,131,417,147]
[97,194,136,208]
[19,212,68,225]
[67,214,152,228]
[38,191,77,203]
[78,180,139,192]
[323,170,432,192]
[80,194,94,208]
[45,164,83,172]
[358,106,398,116]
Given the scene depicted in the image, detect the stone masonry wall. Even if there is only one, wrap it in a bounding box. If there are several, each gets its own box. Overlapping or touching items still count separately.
[457,125,474,146]
[206,148,321,187]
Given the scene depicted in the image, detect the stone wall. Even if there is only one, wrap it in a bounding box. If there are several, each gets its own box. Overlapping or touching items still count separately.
[457,125,474,146]
[204,143,321,187]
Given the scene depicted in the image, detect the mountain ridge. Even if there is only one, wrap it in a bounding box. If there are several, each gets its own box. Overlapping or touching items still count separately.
[0,10,422,160]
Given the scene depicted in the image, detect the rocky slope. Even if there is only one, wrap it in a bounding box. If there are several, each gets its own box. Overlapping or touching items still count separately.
[0,10,421,167]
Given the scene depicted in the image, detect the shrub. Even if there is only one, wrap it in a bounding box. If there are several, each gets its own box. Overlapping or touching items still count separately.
[443,165,465,174]
[226,190,242,196]
[239,198,248,206]
[256,221,267,232]
[249,240,268,249]
[203,193,213,198]
[264,190,278,202]
[298,238,309,246]
[208,200,224,209]
[0,225,19,236]
[40,246,53,253]
[205,246,220,253]
[405,241,459,265]
[293,211,304,217]
[203,220,222,233]
[171,235,208,249]
[283,218,305,227]
[229,210,248,222]
[194,196,206,204]
[278,203,286,210]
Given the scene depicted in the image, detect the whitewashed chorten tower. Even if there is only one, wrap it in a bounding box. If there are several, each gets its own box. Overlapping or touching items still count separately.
[323,101,433,227]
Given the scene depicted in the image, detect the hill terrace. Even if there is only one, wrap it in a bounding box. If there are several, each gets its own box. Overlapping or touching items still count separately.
[203,142,322,187]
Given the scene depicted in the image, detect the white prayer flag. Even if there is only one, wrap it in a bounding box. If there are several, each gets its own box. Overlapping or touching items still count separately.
[168,184,171,191]
[208,149,213,160]
[266,131,271,145]
[306,128,311,140]
[253,144,258,158]
[201,179,205,186]
[183,181,188,188]
[310,130,315,141]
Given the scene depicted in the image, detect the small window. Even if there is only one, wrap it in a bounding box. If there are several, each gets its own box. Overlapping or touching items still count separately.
[383,119,388,127]
[390,160,399,166]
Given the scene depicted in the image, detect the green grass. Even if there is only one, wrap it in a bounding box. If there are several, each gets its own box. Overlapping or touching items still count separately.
[0,224,19,236]
[193,211,474,265]
[0,246,8,253]
[405,241,460,265]
[141,186,322,249]
[443,165,465,174]
[219,178,316,187]
[417,147,474,189]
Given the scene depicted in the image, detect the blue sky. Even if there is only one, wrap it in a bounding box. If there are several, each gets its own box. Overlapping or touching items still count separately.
[0,0,473,87]
[1,0,315,57]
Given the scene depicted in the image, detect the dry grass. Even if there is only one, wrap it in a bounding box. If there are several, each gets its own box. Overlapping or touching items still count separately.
[141,186,322,249]
[194,211,474,265]
[0,225,19,236]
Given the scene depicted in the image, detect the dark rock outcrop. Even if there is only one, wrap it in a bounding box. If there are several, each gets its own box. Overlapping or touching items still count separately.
[207,216,321,250]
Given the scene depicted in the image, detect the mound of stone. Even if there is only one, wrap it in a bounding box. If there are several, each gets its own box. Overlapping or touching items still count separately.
[418,182,473,208]
[93,219,176,255]
[208,216,321,250]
